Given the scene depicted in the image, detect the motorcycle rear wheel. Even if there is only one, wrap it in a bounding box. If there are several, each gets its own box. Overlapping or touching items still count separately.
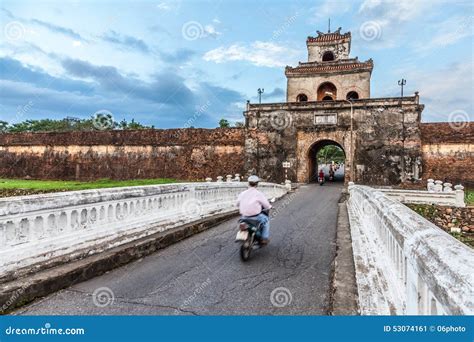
[240,243,251,261]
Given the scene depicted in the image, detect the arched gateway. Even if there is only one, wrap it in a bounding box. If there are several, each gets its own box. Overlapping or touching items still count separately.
[307,140,345,182]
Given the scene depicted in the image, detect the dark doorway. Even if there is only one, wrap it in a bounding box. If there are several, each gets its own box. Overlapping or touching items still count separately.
[346,91,359,100]
[308,140,345,182]
[317,82,337,101]
[297,93,308,102]
[322,51,335,61]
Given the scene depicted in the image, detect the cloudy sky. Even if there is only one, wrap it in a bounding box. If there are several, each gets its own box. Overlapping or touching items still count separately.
[0,0,472,128]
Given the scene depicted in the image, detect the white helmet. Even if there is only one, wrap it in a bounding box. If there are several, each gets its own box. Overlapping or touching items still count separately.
[248,175,260,183]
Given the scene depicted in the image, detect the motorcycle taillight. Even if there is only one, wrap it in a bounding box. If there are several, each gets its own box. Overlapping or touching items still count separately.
[239,222,248,231]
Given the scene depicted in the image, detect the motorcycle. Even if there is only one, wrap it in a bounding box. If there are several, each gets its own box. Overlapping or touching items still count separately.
[318,175,325,186]
[235,203,273,262]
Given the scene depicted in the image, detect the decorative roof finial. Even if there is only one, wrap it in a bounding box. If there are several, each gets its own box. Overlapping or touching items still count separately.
[328,18,331,33]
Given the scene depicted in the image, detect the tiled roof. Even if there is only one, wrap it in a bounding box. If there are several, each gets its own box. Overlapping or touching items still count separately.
[285,59,373,75]
[307,30,351,43]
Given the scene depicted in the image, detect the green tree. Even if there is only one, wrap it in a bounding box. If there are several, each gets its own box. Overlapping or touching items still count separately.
[317,145,345,165]
[219,118,230,128]
[234,121,244,128]
[0,121,8,132]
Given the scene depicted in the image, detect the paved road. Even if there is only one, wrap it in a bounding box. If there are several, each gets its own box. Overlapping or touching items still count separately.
[16,183,342,315]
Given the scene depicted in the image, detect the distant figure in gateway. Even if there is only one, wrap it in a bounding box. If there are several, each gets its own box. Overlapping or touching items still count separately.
[236,175,272,245]
[318,169,325,185]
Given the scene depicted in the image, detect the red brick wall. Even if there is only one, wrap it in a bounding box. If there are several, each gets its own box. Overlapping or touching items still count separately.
[420,122,473,184]
[0,128,247,181]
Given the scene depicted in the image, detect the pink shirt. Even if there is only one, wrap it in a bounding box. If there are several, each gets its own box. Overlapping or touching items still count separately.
[237,187,272,217]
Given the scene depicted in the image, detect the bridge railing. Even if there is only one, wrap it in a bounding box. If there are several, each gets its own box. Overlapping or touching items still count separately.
[348,184,473,315]
[0,182,287,281]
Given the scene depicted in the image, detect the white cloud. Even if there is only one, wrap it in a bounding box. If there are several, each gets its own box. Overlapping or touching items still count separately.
[413,63,473,122]
[415,15,474,53]
[203,24,221,38]
[355,0,435,48]
[203,41,299,68]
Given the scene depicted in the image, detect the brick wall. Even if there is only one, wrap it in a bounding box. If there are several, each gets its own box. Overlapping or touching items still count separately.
[0,128,246,181]
[420,122,473,184]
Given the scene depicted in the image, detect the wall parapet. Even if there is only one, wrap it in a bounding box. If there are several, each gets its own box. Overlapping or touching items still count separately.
[348,184,473,315]
[0,182,287,282]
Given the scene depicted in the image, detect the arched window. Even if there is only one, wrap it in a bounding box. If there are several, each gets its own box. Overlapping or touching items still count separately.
[296,94,308,102]
[317,82,337,101]
[322,51,335,62]
[346,91,359,100]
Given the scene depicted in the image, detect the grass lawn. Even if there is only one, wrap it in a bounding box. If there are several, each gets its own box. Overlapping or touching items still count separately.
[0,178,179,192]
[467,190,474,206]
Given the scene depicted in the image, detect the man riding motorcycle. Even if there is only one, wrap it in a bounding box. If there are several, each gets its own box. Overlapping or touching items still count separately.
[236,175,272,245]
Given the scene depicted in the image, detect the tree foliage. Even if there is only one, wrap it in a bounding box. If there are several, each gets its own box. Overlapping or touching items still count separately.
[0,116,152,133]
[317,145,345,164]
[219,118,230,128]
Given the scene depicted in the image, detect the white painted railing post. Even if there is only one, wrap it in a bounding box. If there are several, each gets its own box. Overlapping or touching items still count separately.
[454,184,465,208]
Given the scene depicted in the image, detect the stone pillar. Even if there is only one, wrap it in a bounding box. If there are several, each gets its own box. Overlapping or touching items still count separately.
[205,177,212,183]
[234,174,240,182]
[443,183,453,192]
[285,179,292,191]
[226,174,233,182]
[454,185,465,208]
[216,176,223,183]
[434,180,443,193]
[427,179,435,192]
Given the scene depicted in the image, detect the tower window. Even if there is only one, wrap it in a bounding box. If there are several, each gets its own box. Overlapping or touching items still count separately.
[346,91,359,100]
[322,51,335,62]
[297,94,308,102]
[317,82,337,101]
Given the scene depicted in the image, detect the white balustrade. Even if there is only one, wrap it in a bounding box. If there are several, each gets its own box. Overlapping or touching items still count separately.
[0,181,287,280]
[377,188,465,207]
[348,184,473,315]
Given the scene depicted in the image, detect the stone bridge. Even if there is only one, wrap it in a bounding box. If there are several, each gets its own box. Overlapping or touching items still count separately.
[0,180,472,315]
